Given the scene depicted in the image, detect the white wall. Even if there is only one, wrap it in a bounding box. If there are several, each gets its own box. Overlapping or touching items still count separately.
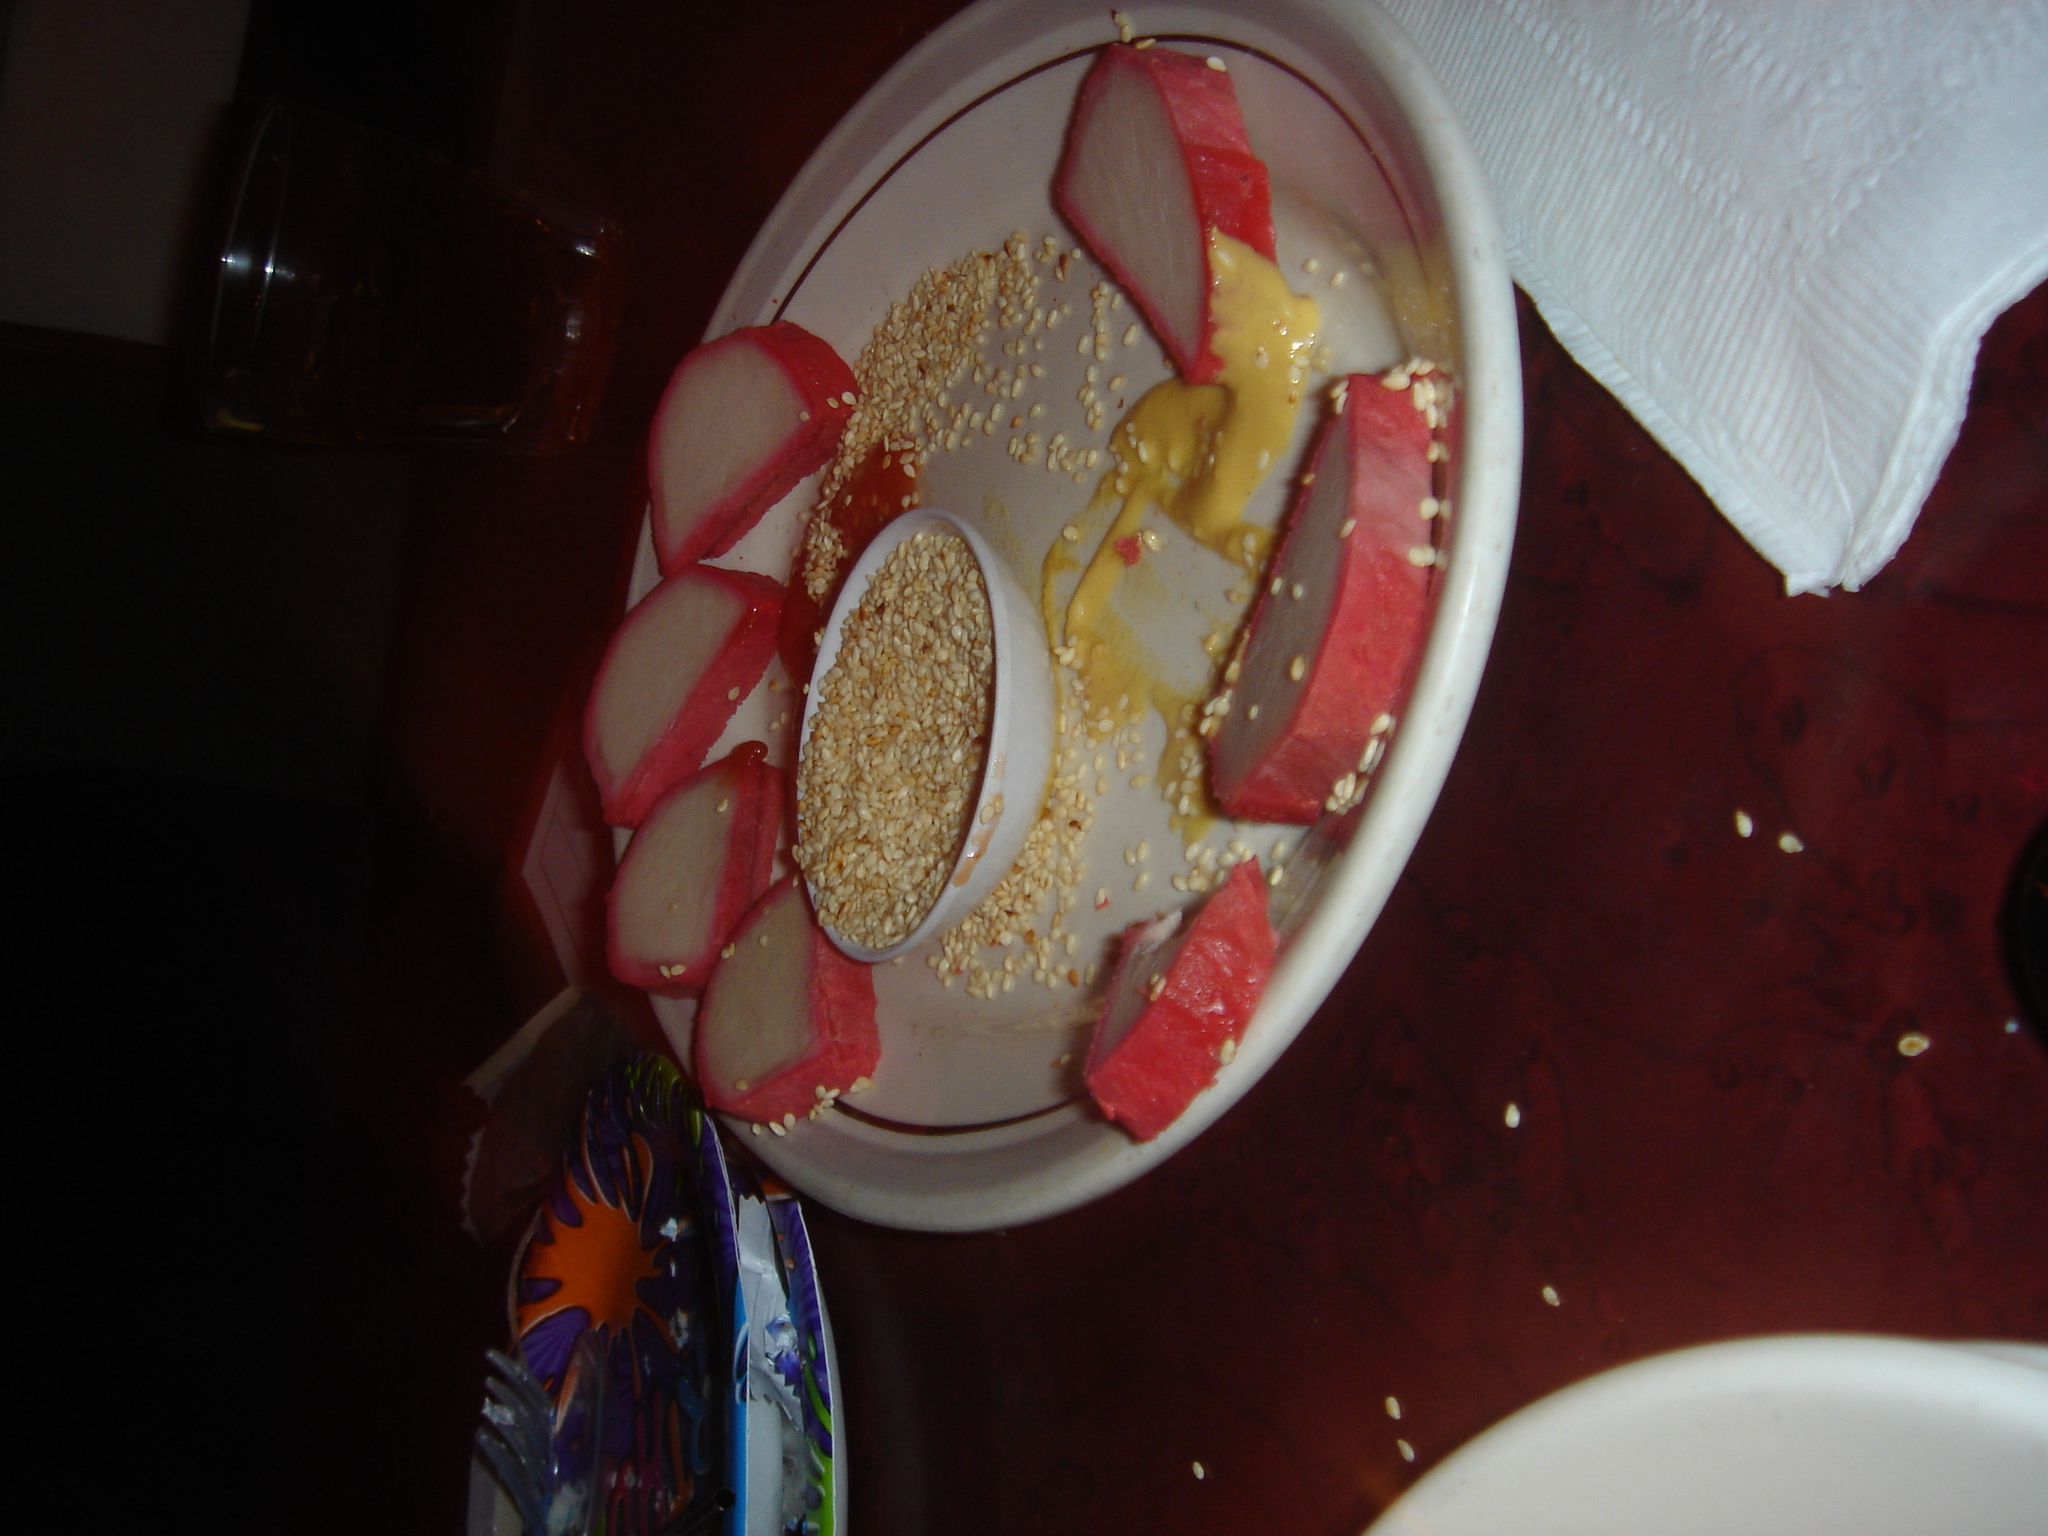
[0,0,251,344]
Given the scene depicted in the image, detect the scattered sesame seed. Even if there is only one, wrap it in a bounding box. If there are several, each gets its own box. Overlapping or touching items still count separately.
[727,686,741,701]
[1542,1285,1561,1307]
[1898,1032,1932,1057]
[1192,1461,1206,1479]
[1778,831,1805,853]
[1397,1439,1414,1463]
[1218,1036,1237,1064]
[1205,55,1227,70]
[1734,808,1754,838]
[1337,517,1356,538]
[1288,654,1306,682]
[1303,256,1320,273]
[1505,1102,1521,1128]
[1385,1396,1401,1420]
[1407,545,1434,566]
[933,660,1099,1000]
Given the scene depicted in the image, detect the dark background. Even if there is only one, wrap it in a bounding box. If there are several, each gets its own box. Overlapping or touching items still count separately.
[8,3,968,1528]
[7,3,2043,1533]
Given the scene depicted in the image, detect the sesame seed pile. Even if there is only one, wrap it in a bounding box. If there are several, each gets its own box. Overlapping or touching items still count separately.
[796,530,994,949]
[799,235,1049,603]
[782,231,1159,995]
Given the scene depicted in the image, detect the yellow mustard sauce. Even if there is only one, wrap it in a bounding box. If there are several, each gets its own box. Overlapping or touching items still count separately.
[1039,232,1320,830]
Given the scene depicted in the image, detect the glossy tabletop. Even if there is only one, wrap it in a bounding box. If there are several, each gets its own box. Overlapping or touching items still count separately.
[372,3,2048,1531]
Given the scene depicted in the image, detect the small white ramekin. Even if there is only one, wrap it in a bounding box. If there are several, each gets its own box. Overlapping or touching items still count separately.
[796,509,1055,963]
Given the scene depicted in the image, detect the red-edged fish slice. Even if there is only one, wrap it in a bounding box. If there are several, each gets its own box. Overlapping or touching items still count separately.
[1055,43,1275,383]
[648,322,857,574]
[585,564,782,827]
[1208,373,1436,824]
[606,742,783,998]
[696,878,879,1128]
[1085,858,1275,1141]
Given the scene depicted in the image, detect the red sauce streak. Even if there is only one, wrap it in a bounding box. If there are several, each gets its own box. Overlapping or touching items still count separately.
[1114,535,1142,567]
[778,443,919,681]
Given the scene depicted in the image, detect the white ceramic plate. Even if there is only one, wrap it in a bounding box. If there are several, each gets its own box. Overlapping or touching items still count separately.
[1365,1334,2048,1536]
[631,0,1519,1230]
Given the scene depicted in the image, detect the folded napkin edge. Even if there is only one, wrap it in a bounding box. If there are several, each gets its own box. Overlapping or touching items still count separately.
[1511,252,1837,595]
[1511,231,2048,597]
[1839,233,2048,591]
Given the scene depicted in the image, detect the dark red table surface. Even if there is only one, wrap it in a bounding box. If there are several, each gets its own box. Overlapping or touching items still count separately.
[377,4,2048,1531]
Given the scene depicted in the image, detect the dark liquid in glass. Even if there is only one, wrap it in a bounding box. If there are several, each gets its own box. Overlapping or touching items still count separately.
[207,103,619,449]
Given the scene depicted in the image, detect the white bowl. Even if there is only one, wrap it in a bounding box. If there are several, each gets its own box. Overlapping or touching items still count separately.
[635,0,1520,1229]
[1365,1334,2048,1536]
[796,510,1055,964]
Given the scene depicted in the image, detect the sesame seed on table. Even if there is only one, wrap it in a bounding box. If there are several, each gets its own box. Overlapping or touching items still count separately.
[311,2,2048,1531]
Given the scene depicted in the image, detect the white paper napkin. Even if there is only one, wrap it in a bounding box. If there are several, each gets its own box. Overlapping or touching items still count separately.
[1378,0,2048,593]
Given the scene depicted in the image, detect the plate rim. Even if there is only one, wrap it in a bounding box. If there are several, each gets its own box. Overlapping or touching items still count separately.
[1364,1332,2048,1535]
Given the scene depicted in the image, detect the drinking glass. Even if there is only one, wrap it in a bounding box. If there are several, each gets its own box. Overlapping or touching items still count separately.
[202,99,621,450]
